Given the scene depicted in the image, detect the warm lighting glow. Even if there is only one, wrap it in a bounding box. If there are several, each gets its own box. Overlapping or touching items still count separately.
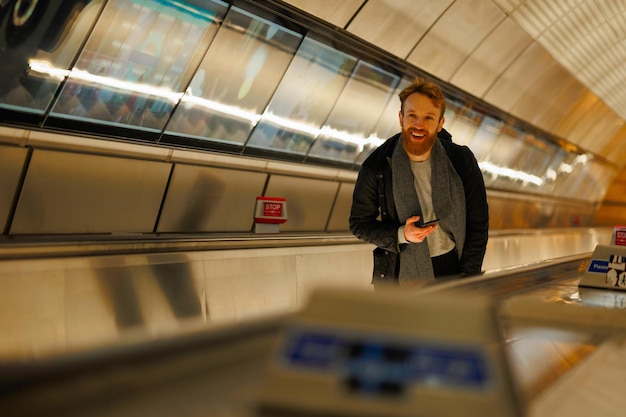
[181,94,262,124]
[479,161,544,186]
[28,59,588,171]
[28,59,383,150]
[29,60,184,103]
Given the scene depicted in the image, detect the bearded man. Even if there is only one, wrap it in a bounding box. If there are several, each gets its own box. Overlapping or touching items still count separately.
[349,77,489,288]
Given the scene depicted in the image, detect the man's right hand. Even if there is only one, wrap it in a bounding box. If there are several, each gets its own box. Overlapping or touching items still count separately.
[403,215,438,243]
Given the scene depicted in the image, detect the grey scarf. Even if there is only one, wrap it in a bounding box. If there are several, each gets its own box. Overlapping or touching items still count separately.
[392,137,466,283]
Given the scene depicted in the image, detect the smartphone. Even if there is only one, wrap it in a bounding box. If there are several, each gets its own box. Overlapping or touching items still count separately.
[417,218,440,228]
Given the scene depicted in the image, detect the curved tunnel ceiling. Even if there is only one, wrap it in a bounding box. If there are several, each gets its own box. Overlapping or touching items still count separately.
[281,0,626,170]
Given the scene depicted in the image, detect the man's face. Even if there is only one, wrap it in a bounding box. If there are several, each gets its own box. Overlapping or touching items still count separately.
[399,93,444,159]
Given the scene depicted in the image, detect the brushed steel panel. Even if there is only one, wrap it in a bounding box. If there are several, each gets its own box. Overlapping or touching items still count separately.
[204,253,298,324]
[483,43,556,113]
[0,145,28,234]
[264,175,338,232]
[510,62,573,125]
[552,92,600,140]
[451,18,533,98]
[0,266,66,358]
[0,252,207,358]
[326,182,354,232]
[600,125,626,167]
[82,254,205,334]
[594,203,626,226]
[569,102,618,149]
[577,112,624,154]
[11,149,171,235]
[281,0,364,27]
[0,126,29,146]
[407,0,504,81]
[346,0,453,59]
[157,164,267,233]
[532,76,587,132]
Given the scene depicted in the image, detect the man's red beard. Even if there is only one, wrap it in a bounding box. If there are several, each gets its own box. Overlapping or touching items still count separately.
[401,128,437,157]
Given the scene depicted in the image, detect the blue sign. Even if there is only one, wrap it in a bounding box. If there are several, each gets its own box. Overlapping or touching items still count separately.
[281,329,490,394]
[588,259,609,274]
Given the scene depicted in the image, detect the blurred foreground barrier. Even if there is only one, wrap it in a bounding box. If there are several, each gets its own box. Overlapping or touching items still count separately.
[256,288,523,417]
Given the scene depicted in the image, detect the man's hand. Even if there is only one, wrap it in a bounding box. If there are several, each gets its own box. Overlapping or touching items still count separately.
[403,215,438,243]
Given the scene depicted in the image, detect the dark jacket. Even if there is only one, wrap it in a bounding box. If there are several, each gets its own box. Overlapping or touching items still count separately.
[349,129,489,284]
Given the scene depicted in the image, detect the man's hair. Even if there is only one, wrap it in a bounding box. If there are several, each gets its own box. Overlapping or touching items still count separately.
[399,77,446,120]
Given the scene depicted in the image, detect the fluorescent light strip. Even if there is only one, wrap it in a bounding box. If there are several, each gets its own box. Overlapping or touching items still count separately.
[479,161,544,186]
[29,59,565,184]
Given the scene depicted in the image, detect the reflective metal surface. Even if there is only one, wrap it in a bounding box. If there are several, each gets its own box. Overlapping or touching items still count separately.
[0,123,608,242]
[2,238,625,417]
[281,0,363,27]
[157,163,267,233]
[11,148,171,234]
[347,0,453,59]
[264,174,339,231]
[0,227,612,361]
[450,18,533,99]
[0,145,28,233]
[406,0,504,81]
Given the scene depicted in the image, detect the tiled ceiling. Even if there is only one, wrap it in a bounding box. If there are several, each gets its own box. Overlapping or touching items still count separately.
[493,0,626,120]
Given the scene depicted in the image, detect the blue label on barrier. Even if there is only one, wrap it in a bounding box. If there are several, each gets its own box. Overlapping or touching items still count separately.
[281,330,489,394]
[285,332,340,368]
[588,259,609,273]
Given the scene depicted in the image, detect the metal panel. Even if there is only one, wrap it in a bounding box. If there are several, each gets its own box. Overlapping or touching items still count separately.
[157,164,267,233]
[326,182,354,232]
[346,0,453,59]
[0,145,28,234]
[483,43,556,113]
[11,149,171,235]
[264,175,338,232]
[600,125,626,167]
[406,0,504,81]
[551,92,600,140]
[571,103,621,153]
[281,0,364,28]
[451,18,533,99]
[531,76,587,132]
[510,62,575,126]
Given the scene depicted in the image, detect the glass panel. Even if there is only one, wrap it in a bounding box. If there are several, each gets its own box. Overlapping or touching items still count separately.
[355,76,411,164]
[466,111,496,162]
[246,36,357,155]
[589,163,618,202]
[0,0,104,114]
[561,158,615,203]
[444,102,481,152]
[483,128,557,193]
[482,123,522,189]
[49,0,228,132]
[442,98,472,146]
[307,61,400,163]
[165,5,303,145]
[515,135,557,193]
[545,152,585,199]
